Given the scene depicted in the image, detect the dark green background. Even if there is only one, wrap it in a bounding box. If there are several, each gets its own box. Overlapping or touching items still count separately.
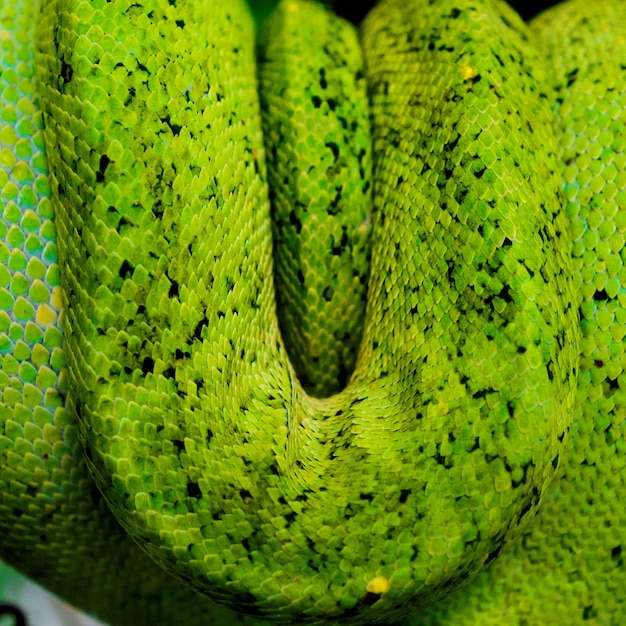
[247,1,560,25]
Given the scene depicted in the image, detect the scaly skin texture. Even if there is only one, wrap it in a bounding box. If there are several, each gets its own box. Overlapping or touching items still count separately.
[407,1,626,624]
[258,0,372,398]
[0,0,621,625]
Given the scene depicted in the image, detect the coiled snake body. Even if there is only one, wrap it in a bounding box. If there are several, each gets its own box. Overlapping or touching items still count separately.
[0,0,624,624]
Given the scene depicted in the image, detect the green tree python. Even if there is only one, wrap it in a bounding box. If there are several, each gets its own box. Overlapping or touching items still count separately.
[0,0,624,623]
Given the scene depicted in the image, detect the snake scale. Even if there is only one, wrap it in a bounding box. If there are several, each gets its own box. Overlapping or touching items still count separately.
[0,0,624,623]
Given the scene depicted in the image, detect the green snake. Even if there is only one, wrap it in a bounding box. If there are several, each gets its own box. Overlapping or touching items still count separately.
[0,0,624,623]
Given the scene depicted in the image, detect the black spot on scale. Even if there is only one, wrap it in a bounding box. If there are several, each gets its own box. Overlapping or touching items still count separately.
[59,60,74,87]
[312,95,322,108]
[498,284,513,303]
[325,141,340,159]
[141,356,155,374]
[472,388,489,399]
[582,605,597,621]
[96,154,111,183]
[484,540,505,566]
[118,259,134,279]
[135,60,149,74]
[125,86,136,104]
[289,211,303,234]
[192,316,209,341]
[319,67,328,89]
[172,439,185,453]
[473,165,486,179]
[186,482,201,498]
[566,67,579,88]
[163,115,182,136]
[360,591,383,607]
[399,489,411,504]
[332,230,349,256]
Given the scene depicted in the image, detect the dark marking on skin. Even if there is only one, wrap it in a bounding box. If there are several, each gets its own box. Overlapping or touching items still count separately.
[607,377,620,391]
[163,114,182,136]
[361,591,383,607]
[484,541,504,565]
[192,316,209,341]
[498,284,513,302]
[60,60,74,87]
[96,154,111,183]
[187,482,201,498]
[319,67,328,89]
[473,165,486,179]
[566,67,579,87]
[582,605,597,620]
[611,545,623,567]
[326,141,340,159]
[119,259,134,279]
[289,210,303,234]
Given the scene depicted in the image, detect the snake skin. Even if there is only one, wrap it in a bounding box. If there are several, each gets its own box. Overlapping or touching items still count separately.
[0,0,623,624]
